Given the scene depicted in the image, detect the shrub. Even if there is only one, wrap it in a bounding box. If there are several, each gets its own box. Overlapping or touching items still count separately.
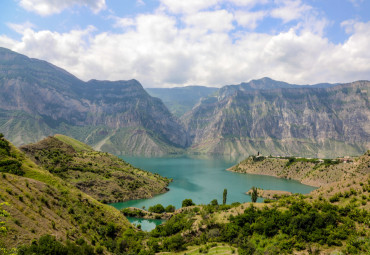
[165,205,176,213]
[182,199,195,207]
[148,204,165,214]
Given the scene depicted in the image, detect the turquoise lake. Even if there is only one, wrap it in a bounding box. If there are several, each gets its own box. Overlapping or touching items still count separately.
[110,156,316,211]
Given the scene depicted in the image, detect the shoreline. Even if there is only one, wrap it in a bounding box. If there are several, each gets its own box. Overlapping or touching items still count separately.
[227,167,320,188]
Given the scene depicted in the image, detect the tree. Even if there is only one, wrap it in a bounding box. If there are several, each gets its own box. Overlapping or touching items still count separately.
[251,187,258,203]
[148,204,165,213]
[211,199,218,206]
[223,189,227,205]
[182,199,195,207]
[165,205,176,213]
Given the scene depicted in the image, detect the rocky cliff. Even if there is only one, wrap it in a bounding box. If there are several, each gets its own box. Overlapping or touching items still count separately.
[182,80,370,158]
[0,47,369,158]
[0,47,188,156]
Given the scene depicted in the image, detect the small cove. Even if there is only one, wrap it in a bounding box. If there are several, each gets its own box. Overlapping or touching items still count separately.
[110,156,316,211]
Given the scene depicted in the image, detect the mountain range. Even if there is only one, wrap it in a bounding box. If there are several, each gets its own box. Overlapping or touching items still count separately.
[0,47,369,158]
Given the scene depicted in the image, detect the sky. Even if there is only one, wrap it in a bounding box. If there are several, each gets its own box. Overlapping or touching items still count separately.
[0,0,369,88]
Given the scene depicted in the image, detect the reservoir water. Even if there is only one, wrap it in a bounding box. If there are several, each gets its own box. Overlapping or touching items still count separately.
[126,217,166,232]
[110,156,316,211]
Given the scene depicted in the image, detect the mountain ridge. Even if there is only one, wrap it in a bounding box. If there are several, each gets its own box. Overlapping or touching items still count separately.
[0,47,188,156]
[0,47,369,158]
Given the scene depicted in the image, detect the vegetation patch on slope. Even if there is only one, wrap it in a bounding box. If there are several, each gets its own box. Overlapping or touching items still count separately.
[0,134,132,253]
[20,135,170,203]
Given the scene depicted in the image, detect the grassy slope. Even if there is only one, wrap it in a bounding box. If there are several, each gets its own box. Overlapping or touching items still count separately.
[0,137,130,250]
[20,135,170,203]
[229,152,370,187]
[54,134,93,152]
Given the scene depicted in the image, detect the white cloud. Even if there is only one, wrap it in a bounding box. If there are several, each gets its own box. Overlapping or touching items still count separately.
[18,0,106,16]
[227,0,268,7]
[235,11,267,30]
[160,0,220,14]
[270,0,311,23]
[113,17,136,28]
[7,21,35,34]
[184,10,234,33]
[1,11,369,88]
[136,0,145,6]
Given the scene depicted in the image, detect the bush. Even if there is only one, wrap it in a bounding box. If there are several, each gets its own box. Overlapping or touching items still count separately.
[182,199,195,207]
[148,204,165,214]
[210,199,218,206]
[165,205,176,213]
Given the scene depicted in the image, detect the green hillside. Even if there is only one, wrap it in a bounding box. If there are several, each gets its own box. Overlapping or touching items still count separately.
[0,134,131,253]
[20,135,170,203]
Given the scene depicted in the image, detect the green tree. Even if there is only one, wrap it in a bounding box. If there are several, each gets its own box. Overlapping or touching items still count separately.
[223,189,227,205]
[148,204,165,213]
[211,199,218,206]
[165,205,176,213]
[251,187,258,203]
[182,199,195,207]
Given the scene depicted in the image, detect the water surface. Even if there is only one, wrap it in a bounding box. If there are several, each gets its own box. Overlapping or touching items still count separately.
[111,156,315,210]
[126,217,165,232]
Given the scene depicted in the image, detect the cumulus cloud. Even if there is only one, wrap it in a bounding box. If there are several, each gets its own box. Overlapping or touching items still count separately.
[228,0,268,7]
[160,0,220,14]
[1,3,370,87]
[235,11,267,30]
[7,21,35,34]
[183,10,234,33]
[270,0,312,23]
[18,0,106,16]
[112,17,136,29]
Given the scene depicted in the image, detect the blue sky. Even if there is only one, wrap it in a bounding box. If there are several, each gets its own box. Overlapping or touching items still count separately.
[0,0,369,87]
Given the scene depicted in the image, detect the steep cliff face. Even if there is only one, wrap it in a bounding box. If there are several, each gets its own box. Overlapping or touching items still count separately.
[1,47,369,158]
[182,81,370,158]
[0,47,187,155]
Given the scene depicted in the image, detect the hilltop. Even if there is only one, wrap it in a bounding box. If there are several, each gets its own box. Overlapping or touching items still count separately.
[19,134,170,203]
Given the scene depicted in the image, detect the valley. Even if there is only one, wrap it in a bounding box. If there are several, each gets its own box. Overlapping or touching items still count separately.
[0,47,369,255]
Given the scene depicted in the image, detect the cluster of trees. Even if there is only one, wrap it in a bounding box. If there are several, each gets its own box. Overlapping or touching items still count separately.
[148,204,175,213]
[17,235,95,255]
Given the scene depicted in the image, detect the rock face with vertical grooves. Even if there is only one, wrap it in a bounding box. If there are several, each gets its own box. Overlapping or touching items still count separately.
[0,47,188,156]
[0,47,369,158]
[181,80,370,158]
